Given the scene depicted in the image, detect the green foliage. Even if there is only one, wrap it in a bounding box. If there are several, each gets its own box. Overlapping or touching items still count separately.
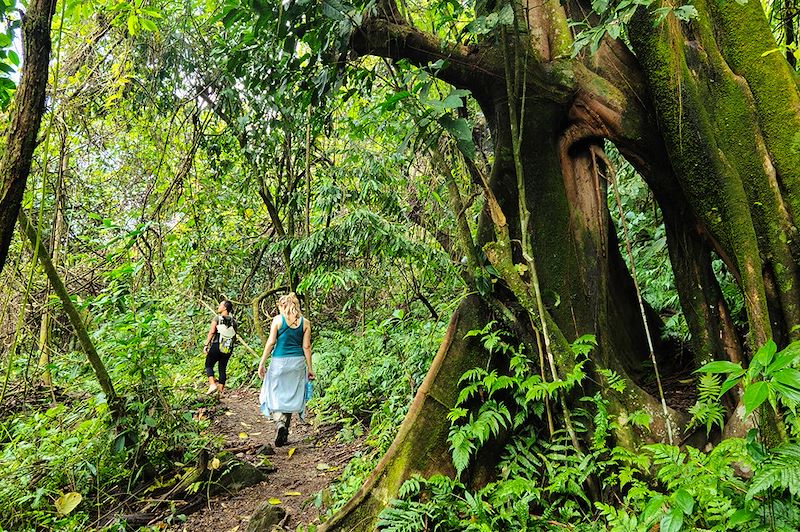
[447,323,591,476]
[312,308,448,515]
[696,339,800,418]
[747,443,800,499]
[688,373,726,436]
[570,0,699,57]
[0,400,123,530]
[0,0,19,109]
[380,334,800,531]
[0,254,221,529]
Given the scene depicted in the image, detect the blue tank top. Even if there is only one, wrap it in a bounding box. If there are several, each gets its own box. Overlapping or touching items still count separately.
[273,315,304,357]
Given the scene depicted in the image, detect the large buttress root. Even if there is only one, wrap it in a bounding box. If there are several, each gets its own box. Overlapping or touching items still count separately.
[320,296,489,531]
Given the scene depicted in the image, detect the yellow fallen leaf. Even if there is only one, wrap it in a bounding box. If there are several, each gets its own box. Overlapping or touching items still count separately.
[268,498,281,505]
[209,457,221,470]
[55,492,82,516]
[285,491,302,496]
[240,422,251,428]
[224,411,234,416]
[288,447,296,458]
[316,463,330,470]
[238,432,248,439]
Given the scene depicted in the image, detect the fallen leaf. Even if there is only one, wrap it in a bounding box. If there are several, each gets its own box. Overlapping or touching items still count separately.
[268,498,281,505]
[250,432,262,436]
[209,457,221,470]
[55,492,82,516]
[240,422,251,428]
[316,463,330,471]
[224,412,234,416]
[285,491,302,496]
[238,432,248,439]
[288,447,296,458]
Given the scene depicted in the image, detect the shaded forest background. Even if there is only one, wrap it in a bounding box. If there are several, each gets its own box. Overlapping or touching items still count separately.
[0,0,799,530]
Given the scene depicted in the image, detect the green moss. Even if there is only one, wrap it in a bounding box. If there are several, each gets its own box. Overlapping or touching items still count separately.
[709,0,800,224]
[629,6,774,345]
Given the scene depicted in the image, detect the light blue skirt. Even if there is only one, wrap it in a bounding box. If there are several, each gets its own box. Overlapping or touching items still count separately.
[259,356,308,419]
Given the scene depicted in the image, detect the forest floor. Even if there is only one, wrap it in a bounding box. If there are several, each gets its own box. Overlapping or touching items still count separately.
[167,387,364,531]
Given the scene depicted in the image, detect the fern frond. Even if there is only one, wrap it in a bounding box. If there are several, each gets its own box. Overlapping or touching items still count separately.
[748,443,800,499]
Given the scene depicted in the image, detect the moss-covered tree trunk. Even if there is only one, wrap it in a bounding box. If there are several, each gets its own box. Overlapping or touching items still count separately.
[324,0,800,528]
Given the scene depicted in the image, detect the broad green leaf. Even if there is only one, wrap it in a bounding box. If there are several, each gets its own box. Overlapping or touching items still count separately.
[755,339,777,367]
[771,381,800,403]
[640,494,666,523]
[742,381,769,415]
[441,89,470,110]
[55,492,82,516]
[497,4,514,25]
[696,360,742,374]
[377,90,410,111]
[660,507,683,532]
[673,489,694,515]
[728,509,755,526]
[127,15,139,35]
[140,18,157,32]
[773,368,800,390]
[766,349,799,374]
[720,374,743,396]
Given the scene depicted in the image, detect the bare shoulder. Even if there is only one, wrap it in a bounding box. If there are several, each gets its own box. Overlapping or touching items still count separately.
[271,315,283,327]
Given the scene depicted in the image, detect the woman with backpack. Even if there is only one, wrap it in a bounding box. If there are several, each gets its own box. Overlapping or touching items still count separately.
[258,292,314,447]
[203,299,236,396]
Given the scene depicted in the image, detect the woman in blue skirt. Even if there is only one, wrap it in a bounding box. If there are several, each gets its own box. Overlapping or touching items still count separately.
[258,292,314,446]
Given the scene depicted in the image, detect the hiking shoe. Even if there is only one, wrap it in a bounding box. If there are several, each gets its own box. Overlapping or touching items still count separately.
[206,384,218,394]
[275,423,288,447]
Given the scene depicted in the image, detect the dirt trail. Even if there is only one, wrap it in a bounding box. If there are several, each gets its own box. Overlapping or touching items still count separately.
[170,388,362,531]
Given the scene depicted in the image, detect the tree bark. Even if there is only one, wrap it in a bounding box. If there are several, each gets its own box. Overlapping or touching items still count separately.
[0,0,57,275]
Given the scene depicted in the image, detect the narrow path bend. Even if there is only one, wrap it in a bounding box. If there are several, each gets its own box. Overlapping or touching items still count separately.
[169,388,363,531]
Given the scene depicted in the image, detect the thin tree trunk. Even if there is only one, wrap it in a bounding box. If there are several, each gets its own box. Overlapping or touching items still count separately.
[0,0,58,275]
[304,104,312,237]
[38,130,69,386]
[19,209,123,421]
[785,0,797,69]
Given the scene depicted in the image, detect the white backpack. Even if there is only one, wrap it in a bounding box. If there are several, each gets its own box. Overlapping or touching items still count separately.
[217,316,236,354]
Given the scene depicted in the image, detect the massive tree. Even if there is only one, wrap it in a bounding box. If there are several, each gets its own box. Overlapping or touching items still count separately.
[309,0,800,528]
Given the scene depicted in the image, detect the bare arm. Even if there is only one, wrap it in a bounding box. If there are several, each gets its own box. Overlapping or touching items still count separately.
[258,316,281,378]
[203,318,217,353]
[303,320,314,380]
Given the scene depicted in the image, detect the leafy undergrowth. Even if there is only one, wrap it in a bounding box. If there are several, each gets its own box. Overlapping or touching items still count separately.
[377,327,800,532]
[0,291,227,530]
[310,309,448,518]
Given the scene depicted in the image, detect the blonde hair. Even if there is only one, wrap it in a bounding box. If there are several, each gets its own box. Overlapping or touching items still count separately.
[278,292,302,327]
